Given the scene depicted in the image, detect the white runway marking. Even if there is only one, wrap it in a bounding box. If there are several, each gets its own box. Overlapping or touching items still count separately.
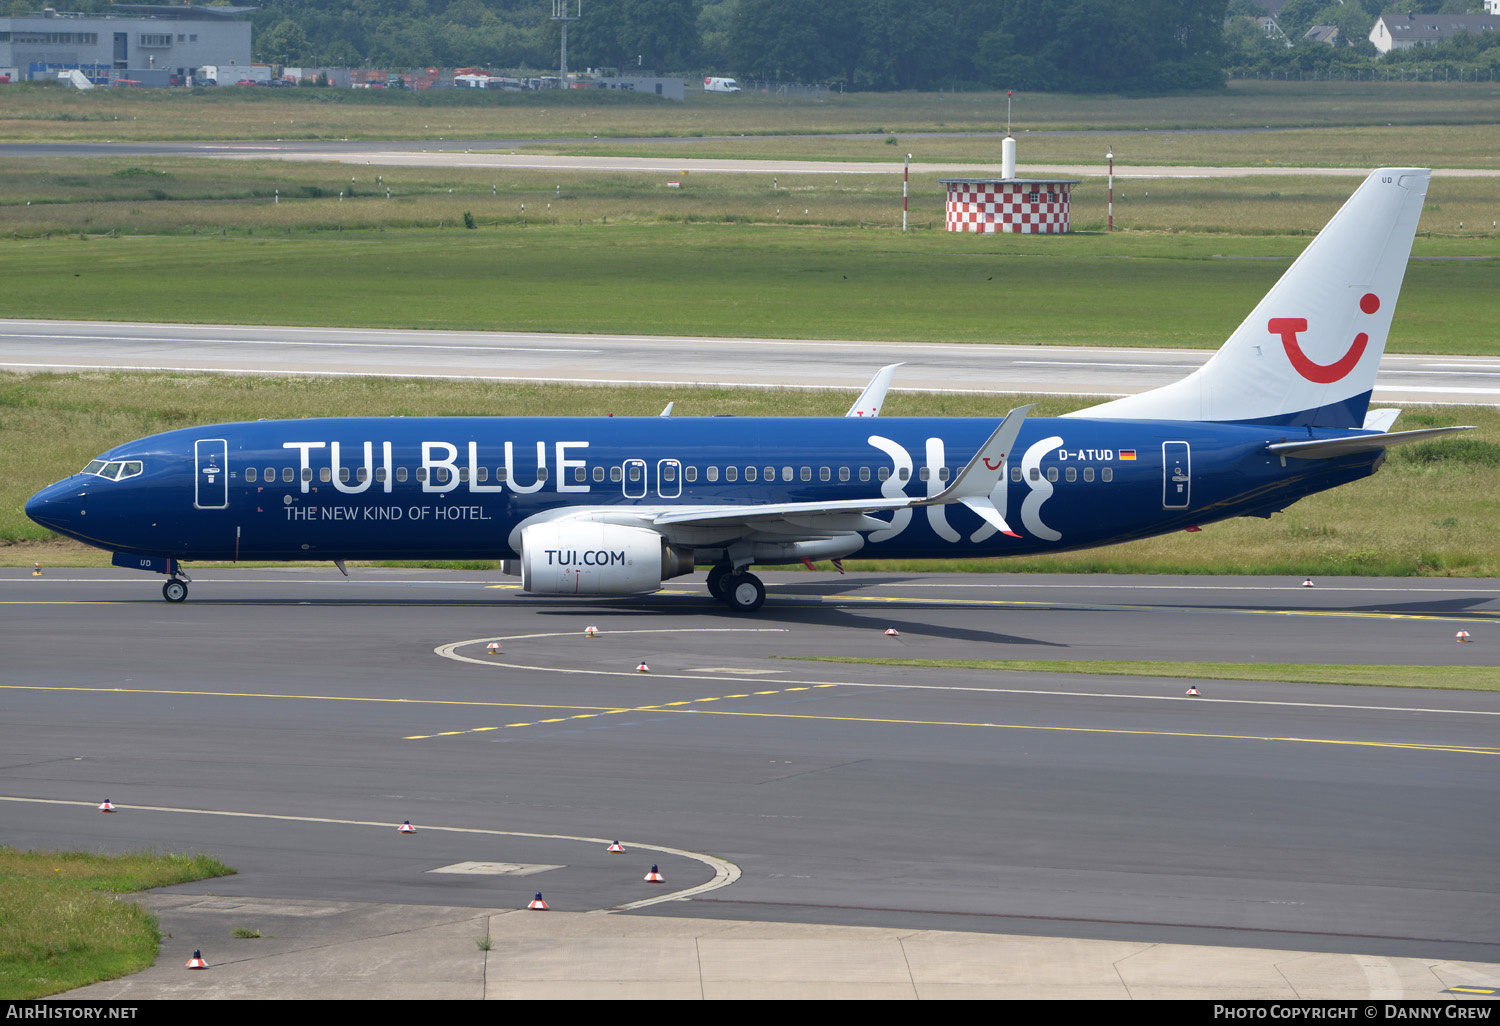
[0,795,740,912]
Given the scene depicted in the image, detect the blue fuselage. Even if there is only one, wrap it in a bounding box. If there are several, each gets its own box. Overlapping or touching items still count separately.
[26,416,1380,564]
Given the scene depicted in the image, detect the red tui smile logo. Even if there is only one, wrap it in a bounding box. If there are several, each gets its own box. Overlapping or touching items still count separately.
[1269,293,1380,384]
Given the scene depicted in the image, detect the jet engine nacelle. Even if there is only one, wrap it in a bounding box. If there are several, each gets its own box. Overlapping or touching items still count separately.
[519,522,693,595]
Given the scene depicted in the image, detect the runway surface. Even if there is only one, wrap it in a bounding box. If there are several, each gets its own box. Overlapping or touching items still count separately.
[3,569,1498,963]
[6,140,1500,180]
[4,318,1498,406]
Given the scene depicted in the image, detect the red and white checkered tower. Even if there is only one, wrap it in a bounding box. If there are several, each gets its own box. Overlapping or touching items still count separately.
[941,135,1077,235]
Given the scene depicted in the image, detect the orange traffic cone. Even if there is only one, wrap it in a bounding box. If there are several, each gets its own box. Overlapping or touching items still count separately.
[398,820,416,834]
[186,949,207,969]
[486,641,502,655]
[1457,631,1473,643]
[607,841,625,854]
[98,799,115,813]
[636,662,650,673]
[644,864,664,882]
[528,892,549,910]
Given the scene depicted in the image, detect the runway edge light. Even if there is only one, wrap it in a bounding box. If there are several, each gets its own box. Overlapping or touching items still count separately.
[645,865,665,882]
[98,799,115,813]
[1302,578,1315,588]
[1186,686,1200,697]
[486,641,502,655]
[1456,631,1472,642]
[585,624,599,638]
[636,662,650,673]
[186,949,207,969]
[607,841,625,853]
[399,820,416,834]
[32,562,41,577]
[528,892,549,910]
[885,627,900,637]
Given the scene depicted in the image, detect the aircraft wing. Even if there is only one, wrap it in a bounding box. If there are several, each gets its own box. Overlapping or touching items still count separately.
[653,406,1033,536]
[1267,425,1473,460]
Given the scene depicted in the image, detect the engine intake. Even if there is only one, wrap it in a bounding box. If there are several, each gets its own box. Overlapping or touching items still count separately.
[519,522,693,595]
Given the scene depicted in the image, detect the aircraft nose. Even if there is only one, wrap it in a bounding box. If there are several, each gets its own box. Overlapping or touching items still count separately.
[25,479,83,532]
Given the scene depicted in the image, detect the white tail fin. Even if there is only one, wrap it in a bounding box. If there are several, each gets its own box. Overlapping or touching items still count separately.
[1070,169,1430,428]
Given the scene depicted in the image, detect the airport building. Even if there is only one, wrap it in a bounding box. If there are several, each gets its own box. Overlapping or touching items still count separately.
[0,5,252,85]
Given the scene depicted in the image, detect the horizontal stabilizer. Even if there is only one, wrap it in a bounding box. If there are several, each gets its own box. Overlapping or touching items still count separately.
[1267,426,1473,460]
[1362,409,1401,432]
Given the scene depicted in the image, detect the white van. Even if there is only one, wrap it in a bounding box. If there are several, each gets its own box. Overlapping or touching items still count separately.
[703,77,740,93]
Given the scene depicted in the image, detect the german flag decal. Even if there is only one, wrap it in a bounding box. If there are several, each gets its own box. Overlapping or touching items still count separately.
[1119,449,1137,460]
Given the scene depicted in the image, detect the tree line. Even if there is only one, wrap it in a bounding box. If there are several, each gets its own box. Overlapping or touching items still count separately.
[5,0,1495,90]
[247,0,1232,92]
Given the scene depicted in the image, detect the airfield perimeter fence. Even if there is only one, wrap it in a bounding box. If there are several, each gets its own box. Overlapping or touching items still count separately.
[1228,64,1500,83]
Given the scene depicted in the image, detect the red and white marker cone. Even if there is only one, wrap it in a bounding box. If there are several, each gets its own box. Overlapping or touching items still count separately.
[885,627,900,637]
[1302,579,1315,588]
[606,841,625,853]
[398,820,416,834]
[486,641,502,655]
[1186,686,1199,697]
[528,892,549,910]
[186,949,207,969]
[1457,631,1472,643]
[585,625,599,638]
[636,662,650,673]
[98,799,115,813]
[644,864,665,882]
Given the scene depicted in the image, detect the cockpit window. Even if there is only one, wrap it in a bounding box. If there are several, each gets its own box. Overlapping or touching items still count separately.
[81,460,144,481]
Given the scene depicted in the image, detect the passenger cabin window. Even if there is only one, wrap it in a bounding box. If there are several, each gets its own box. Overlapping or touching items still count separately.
[396,467,408,483]
[820,467,831,482]
[574,467,586,482]
[725,466,738,482]
[284,467,294,483]
[859,467,871,482]
[1083,467,1095,482]
[838,467,849,482]
[1065,467,1077,482]
[611,467,623,482]
[246,468,258,482]
[746,467,758,482]
[898,468,910,482]
[302,468,314,483]
[1102,467,1113,482]
[685,466,697,483]
[593,466,605,482]
[878,467,890,481]
[1046,467,1058,483]
[706,466,719,482]
[1012,467,1022,482]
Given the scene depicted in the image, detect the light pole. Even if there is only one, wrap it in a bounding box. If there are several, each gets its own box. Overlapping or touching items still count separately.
[1107,150,1114,232]
[903,153,910,232]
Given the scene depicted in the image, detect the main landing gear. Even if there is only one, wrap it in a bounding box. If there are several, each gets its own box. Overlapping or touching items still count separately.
[161,572,191,603]
[706,563,765,612]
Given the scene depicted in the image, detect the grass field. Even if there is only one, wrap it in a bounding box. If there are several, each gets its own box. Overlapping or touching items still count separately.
[0,225,1493,352]
[1,80,1497,144]
[3,157,1498,238]
[0,847,234,999]
[3,373,1495,577]
[783,659,1500,692]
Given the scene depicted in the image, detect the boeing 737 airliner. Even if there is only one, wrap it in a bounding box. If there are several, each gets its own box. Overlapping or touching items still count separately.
[26,168,1471,611]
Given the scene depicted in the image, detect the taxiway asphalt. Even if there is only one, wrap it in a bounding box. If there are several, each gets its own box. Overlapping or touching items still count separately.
[3,568,1497,996]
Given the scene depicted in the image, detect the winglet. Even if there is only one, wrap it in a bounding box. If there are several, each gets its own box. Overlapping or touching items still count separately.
[846,364,903,418]
[919,405,1033,537]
